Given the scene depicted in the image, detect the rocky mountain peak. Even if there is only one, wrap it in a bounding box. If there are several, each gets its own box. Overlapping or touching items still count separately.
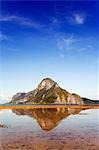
[37,78,59,91]
[10,78,86,105]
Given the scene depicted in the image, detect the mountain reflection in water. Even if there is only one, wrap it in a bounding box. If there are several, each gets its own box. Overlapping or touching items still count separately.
[12,108,82,131]
[0,108,99,150]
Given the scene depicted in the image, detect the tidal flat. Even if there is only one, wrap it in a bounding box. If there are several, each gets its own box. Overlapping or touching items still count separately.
[0,106,99,150]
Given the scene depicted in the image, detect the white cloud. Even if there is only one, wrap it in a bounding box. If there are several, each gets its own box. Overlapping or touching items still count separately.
[57,35,76,50]
[66,13,86,25]
[0,33,7,41]
[73,13,85,24]
[0,15,40,29]
[56,35,77,59]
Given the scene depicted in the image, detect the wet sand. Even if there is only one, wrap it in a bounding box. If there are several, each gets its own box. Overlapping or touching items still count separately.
[0,127,99,150]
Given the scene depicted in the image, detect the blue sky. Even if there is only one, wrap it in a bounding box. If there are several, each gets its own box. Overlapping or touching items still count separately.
[0,0,98,100]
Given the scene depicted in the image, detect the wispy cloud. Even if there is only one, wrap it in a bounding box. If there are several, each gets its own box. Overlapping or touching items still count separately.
[47,17,61,32]
[56,33,95,59]
[57,35,76,50]
[0,33,7,41]
[78,45,94,53]
[51,17,60,26]
[56,34,77,59]
[0,15,40,29]
[66,13,86,25]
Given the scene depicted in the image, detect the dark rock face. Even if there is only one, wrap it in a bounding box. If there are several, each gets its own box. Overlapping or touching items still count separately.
[10,78,84,104]
[82,98,99,104]
[0,124,8,128]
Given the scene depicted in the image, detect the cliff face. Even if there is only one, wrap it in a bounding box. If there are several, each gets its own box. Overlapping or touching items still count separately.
[11,78,84,104]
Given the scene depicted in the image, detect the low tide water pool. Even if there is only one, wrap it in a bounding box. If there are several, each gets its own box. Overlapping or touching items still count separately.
[0,107,99,150]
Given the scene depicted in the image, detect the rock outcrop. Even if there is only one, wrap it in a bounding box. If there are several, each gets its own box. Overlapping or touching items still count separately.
[10,78,84,104]
[82,97,99,104]
[0,124,8,128]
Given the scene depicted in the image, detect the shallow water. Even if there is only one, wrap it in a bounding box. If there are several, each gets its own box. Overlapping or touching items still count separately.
[0,107,99,150]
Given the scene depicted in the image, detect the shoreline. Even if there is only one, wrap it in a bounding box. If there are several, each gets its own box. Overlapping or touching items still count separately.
[0,104,99,109]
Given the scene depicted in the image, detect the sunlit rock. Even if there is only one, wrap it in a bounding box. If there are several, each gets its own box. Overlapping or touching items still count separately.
[10,78,84,104]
